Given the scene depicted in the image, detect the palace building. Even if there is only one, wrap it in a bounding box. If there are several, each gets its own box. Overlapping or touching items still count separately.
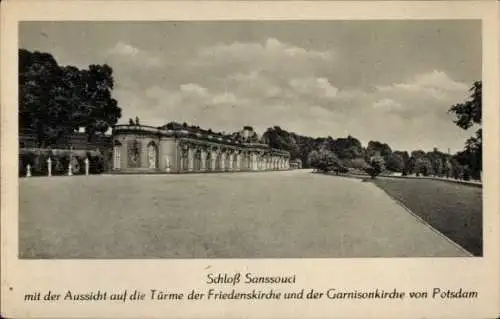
[111,123,291,173]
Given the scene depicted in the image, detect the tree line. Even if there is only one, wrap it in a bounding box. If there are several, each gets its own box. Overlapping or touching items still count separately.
[262,81,482,180]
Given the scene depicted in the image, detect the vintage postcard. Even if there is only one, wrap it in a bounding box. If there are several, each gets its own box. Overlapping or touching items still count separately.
[1,1,499,318]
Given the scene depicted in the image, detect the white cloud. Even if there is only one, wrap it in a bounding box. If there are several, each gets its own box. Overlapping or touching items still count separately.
[106,41,162,68]
[373,98,403,112]
[179,83,209,97]
[289,77,338,99]
[113,52,473,153]
[199,37,334,63]
[192,38,335,80]
[377,70,469,101]
[108,42,139,57]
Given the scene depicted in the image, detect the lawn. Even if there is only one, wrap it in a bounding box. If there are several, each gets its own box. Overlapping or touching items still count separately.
[372,178,482,256]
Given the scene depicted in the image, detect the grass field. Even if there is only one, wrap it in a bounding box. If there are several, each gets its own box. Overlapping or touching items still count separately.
[19,170,471,258]
[372,178,482,256]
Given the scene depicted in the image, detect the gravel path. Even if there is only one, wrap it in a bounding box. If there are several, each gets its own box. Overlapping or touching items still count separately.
[19,170,470,258]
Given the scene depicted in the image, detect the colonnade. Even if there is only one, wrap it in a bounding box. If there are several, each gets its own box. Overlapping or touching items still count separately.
[178,142,289,173]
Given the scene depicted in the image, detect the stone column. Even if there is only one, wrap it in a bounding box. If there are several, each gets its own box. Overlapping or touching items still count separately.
[228,153,233,170]
[251,153,257,171]
[188,148,194,172]
[220,152,226,171]
[200,150,206,171]
[47,157,52,176]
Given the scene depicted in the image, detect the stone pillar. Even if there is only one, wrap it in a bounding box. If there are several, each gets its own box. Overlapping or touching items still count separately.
[188,148,194,172]
[47,158,52,176]
[228,153,233,170]
[200,150,207,171]
[85,158,89,175]
[251,153,257,171]
[220,152,226,171]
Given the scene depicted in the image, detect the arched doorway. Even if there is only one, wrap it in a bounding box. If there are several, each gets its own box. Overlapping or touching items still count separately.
[232,152,238,169]
[147,141,158,169]
[194,149,201,171]
[224,152,230,169]
[207,152,214,171]
[113,141,122,170]
[215,152,221,171]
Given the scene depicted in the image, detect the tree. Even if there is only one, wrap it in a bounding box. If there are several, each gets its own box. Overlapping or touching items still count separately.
[448,81,482,180]
[366,141,392,163]
[307,148,343,173]
[307,150,320,169]
[129,118,135,125]
[386,153,405,173]
[19,49,122,147]
[415,157,433,176]
[365,155,385,179]
[449,81,481,130]
[394,151,410,175]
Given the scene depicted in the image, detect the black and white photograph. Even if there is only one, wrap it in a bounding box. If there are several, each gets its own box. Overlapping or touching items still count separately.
[17,20,483,259]
[2,1,500,319]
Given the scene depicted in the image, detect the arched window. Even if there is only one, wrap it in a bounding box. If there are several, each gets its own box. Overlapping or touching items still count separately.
[147,141,158,169]
[194,149,201,171]
[215,152,221,171]
[127,140,141,168]
[225,152,230,169]
[113,140,122,169]
[233,152,238,169]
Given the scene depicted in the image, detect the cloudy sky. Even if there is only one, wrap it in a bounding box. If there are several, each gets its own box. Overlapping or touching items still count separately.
[20,21,481,152]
